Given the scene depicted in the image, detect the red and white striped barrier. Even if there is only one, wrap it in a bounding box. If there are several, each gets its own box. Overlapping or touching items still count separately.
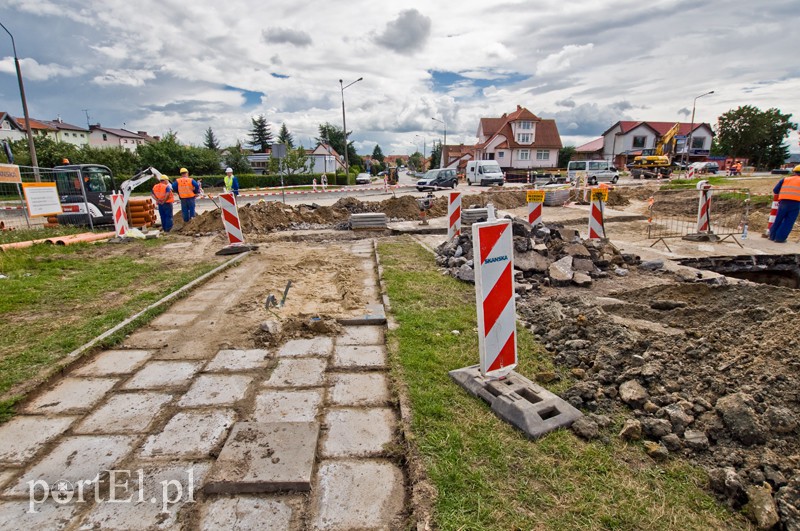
[110,192,128,238]
[219,192,244,244]
[588,188,606,239]
[526,190,545,226]
[473,206,517,377]
[447,191,461,240]
[696,180,712,232]
[764,193,779,237]
[687,166,696,180]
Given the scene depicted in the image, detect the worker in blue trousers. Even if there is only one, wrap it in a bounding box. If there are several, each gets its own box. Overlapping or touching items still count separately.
[172,167,201,222]
[151,174,175,232]
[769,165,800,243]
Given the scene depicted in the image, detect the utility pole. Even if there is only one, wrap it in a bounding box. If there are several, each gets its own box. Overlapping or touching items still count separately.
[339,77,363,178]
[1,21,39,175]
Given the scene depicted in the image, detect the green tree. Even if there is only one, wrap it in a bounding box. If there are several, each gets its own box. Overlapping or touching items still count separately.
[316,122,359,173]
[248,115,273,153]
[429,142,442,169]
[10,136,80,168]
[712,105,797,169]
[137,131,220,175]
[558,146,576,168]
[277,123,294,148]
[407,151,422,171]
[269,144,310,175]
[223,141,252,174]
[371,144,385,164]
[204,127,220,152]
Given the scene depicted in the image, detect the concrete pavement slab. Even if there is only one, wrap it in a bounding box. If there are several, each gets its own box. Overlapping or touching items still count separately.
[198,496,295,530]
[5,435,137,497]
[329,373,390,407]
[76,462,210,530]
[311,460,405,530]
[332,345,387,369]
[123,329,180,349]
[150,312,199,329]
[189,289,230,303]
[23,377,118,415]
[337,326,384,346]
[204,422,319,494]
[264,358,327,388]
[276,337,333,358]
[177,375,254,407]
[74,392,172,435]
[251,390,323,423]
[122,361,202,390]
[0,500,77,531]
[205,349,270,372]
[321,408,396,458]
[72,350,151,376]
[0,470,15,489]
[0,416,77,467]
[153,340,214,360]
[140,409,236,459]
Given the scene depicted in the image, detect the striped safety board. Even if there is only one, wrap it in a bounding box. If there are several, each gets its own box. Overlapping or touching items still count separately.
[219,192,244,244]
[110,193,128,237]
[448,191,461,240]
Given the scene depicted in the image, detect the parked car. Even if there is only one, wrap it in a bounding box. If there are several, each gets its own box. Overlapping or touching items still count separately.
[567,160,619,184]
[416,168,458,191]
[672,160,689,170]
[355,173,372,184]
[690,162,719,175]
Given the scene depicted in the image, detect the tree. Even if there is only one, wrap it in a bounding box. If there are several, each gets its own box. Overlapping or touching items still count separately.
[137,131,220,175]
[407,151,422,170]
[713,105,797,169]
[371,144,385,164]
[277,123,294,148]
[248,115,272,153]
[269,144,309,175]
[223,141,252,174]
[204,127,220,152]
[558,146,576,168]
[429,142,442,169]
[316,122,359,173]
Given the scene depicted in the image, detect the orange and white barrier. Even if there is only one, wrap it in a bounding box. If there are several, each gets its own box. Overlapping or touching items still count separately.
[588,188,607,239]
[110,192,128,238]
[473,205,517,378]
[696,180,712,233]
[764,193,779,237]
[526,190,544,226]
[219,192,244,244]
[447,191,462,239]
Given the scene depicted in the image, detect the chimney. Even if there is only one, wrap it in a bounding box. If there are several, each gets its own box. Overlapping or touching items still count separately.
[517,105,522,111]
[137,131,147,136]
[56,115,63,123]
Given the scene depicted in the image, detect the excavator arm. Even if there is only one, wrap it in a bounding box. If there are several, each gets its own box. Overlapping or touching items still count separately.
[655,122,681,157]
[119,167,163,205]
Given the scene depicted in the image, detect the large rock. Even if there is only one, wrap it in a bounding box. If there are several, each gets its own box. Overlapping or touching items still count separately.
[548,256,574,284]
[745,484,780,530]
[563,243,591,258]
[765,406,798,435]
[514,250,550,273]
[663,403,695,435]
[709,467,748,506]
[776,476,800,531]
[642,418,673,438]
[683,430,709,451]
[554,228,579,242]
[619,419,642,441]
[643,441,669,460]
[455,264,475,283]
[715,393,767,446]
[571,416,599,440]
[639,259,665,271]
[572,258,595,272]
[619,380,649,409]
[572,272,592,287]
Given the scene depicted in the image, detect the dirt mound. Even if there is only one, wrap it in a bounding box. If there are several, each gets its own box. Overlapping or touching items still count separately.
[178,200,350,234]
[253,315,343,347]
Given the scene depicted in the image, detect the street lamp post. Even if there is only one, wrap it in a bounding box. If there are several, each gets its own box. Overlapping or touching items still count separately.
[682,90,715,171]
[431,117,446,168]
[0,21,39,175]
[339,77,363,179]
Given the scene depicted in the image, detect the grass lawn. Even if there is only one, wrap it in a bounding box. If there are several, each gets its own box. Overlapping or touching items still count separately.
[379,240,749,530]
[0,238,220,422]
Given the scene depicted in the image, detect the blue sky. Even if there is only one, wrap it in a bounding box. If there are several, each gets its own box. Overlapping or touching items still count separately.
[1,0,798,155]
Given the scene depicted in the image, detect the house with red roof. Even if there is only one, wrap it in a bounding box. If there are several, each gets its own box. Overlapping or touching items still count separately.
[89,125,149,152]
[473,105,562,170]
[0,112,27,143]
[601,121,714,168]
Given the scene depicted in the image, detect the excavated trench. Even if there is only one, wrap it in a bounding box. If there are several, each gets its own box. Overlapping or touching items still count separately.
[679,254,800,289]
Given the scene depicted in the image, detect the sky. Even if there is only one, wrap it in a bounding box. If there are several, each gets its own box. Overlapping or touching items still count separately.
[1,0,799,157]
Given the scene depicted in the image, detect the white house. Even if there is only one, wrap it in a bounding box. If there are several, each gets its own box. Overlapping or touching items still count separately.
[308,143,343,174]
[0,112,27,143]
[89,125,147,152]
[474,105,563,169]
[42,118,89,146]
[601,121,714,168]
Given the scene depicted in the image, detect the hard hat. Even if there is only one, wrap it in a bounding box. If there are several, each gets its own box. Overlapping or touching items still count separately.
[159,174,170,181]
[225,167,233,173]
[794,164,800,173]
[62,158,70,164]
[179,167,188,174]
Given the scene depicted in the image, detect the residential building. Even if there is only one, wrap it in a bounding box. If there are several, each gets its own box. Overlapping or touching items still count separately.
[41,117,90,146]
[89,125,147,152]
[308,143,343,174]
[601,121,714,168]
[442,144,477,173]
[0,112,27,143]
[15,117,57,140]
[572,137,605,161]
[474,105,562,170]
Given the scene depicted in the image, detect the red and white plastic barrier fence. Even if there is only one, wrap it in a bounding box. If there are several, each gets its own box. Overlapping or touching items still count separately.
[473,205,517,378]
[219,192,244,244]
[588,187,607,239]
[526,190,544,226]
[447,191,461,240]
[110,192,128,237]
[696,180,712,233]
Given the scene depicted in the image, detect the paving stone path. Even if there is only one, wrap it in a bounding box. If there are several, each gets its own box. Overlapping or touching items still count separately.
[0,240,406,530]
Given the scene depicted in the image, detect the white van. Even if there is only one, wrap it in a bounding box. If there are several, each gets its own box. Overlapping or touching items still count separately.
[567,160,619,184]
[466,160,505,186]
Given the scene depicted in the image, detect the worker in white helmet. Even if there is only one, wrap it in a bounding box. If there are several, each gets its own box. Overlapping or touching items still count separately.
[223,167,240,196]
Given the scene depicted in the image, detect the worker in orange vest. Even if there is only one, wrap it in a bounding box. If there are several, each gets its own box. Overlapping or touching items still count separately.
[769,165,800,243]
[151,174,175,232]
[171,167,200,222]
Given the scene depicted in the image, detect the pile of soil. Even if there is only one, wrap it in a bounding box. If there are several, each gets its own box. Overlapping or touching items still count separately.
[518,279,800,528]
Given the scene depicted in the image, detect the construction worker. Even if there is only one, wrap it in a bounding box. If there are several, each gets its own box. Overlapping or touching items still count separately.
[223,167,239,196]
[769,165,800,243]
[151,174,175,232]
[172,168,200,222]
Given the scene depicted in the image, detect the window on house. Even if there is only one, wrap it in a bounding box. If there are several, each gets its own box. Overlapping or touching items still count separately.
[691,137,705,149]
[632,136,647,149]
[123,139,127,143]
[80,134,84,138]
[536,150,550,160]
[517,133,531,143]
[102,134,107,141]
[497,152,504,159]
[519,121,532,130]
[518,150,530,160]
[73,133,77,137]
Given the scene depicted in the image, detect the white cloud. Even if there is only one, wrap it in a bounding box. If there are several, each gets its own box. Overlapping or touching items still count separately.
[536,43,594,76]
[92,69,156,87]
[0,57,84,81]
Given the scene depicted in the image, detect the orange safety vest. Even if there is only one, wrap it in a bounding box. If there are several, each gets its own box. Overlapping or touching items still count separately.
[152,182,174,204]
[176,176,196,199]
[778,175,800,202]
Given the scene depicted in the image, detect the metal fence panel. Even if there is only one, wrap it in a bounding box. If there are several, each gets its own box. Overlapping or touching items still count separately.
[0,166,85,231]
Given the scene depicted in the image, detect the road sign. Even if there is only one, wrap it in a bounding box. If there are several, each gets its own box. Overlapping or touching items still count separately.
[590,188,608,202]
[22,182,62,217]
[526,190,545,203]
[0,163,21,184]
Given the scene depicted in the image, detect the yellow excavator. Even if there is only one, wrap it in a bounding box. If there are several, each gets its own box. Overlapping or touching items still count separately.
[629,122,681,179]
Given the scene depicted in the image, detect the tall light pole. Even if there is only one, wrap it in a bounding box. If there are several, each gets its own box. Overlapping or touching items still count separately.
[339,77,363,178]
[431,117,446,168]
[0,21,38,175]
[414,134,426,171]
[682,90,715,170]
